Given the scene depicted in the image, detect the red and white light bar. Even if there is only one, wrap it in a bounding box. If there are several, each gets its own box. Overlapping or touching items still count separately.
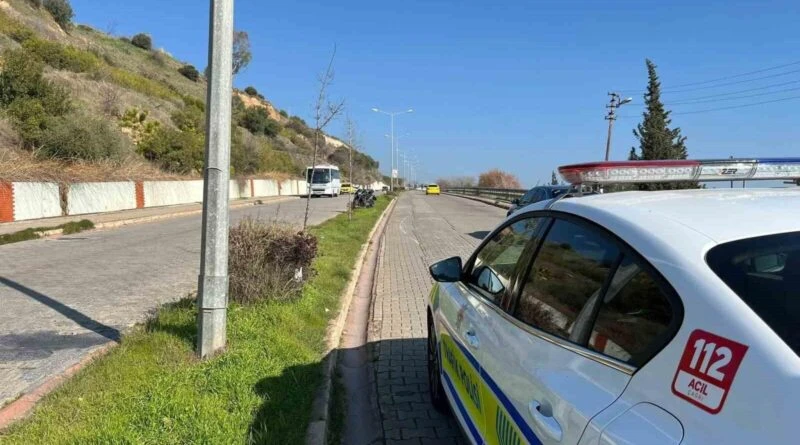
[558,158,800,185]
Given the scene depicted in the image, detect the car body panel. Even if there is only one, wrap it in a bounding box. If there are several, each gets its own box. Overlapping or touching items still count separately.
[429,188,800,444]
[507,186,570,216]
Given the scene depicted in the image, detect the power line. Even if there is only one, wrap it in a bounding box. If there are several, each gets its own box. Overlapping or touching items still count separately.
[667,85,800,105]
[627,83,800,106]
[630,79,800,105]
[659,68,800,94]
[619,94,800,118]
[620,59,800,93]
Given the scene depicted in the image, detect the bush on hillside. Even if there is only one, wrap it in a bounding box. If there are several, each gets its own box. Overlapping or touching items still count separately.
[131,33,153,50]
[39,116,130,162]
[228,218,317,304]
[182,95,205,112]
[6,98,48,147]
[171,102,204,132]
[279,109,288,118]
[285,115,314,139]
[178,64,200,81]
[137,126,204,174]
[239,107,279,137]
[244,86,258,97]
[0,49,71,148]
[22,38,100,73]
[231,130,261,175]
[43,0,73,29]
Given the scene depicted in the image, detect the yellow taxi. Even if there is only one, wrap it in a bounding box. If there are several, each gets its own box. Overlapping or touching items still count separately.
[340,183,356,194]
[426,184,441,195]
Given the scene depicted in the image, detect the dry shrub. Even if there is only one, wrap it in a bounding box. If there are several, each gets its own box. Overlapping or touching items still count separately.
[228,218,318,305]
[0,146,192,182]
[478,168,522,189]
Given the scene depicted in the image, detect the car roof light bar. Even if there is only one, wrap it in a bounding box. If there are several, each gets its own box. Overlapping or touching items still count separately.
[558,158,800,185]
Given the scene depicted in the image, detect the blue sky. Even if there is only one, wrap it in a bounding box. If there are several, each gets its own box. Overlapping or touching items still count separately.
[71,0,800,186]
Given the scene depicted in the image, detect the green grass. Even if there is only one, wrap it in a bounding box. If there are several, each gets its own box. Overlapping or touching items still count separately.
[0,197,391,444]
[0,219,94,246]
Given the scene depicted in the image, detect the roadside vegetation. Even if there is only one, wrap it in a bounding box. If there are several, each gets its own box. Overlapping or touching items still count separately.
[1,197,391,444]
[0,0,381,184]
[0,218,93,245]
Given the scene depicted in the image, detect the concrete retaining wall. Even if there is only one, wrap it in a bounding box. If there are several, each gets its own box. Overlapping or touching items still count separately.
[229,180,252,200]
[253,179,279,197]
[142,180,204,208]
[11,183,62,221]
[0,178,308,223]
[67,182,136,216]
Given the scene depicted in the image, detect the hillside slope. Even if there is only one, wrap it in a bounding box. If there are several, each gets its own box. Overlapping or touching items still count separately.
[0,0,379,183]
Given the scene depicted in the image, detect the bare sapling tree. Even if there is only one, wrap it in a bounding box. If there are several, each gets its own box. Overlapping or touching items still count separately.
[345,116,357,220]
[303,46,345,229]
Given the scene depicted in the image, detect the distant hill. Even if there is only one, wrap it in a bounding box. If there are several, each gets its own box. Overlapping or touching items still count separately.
[0,0,380,183]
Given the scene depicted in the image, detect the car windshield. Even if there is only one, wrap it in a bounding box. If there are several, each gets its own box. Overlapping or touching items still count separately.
[706,231,800,356]
[307,169,331,184]
[551,188,568,198]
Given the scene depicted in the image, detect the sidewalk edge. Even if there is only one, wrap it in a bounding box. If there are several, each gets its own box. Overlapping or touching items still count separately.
[0,342,116,430]
[305,197,398,445]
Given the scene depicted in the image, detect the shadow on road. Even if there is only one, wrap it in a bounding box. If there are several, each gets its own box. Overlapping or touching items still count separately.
[0,276,120,342]
[246,338,463,445]
[468,230,491,240]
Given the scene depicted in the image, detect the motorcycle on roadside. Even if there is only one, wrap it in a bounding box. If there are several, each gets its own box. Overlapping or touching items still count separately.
[351,188,376,209]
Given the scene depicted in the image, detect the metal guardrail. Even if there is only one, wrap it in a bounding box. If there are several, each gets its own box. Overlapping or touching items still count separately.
[443,187,527,203]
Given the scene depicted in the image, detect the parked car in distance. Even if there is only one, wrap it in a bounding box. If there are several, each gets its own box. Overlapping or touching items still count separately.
[507,185,570,216]
[340,183,356,194]
[426,184,441,195]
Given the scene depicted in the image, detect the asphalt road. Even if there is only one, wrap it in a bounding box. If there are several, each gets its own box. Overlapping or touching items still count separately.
[0,196,351,406]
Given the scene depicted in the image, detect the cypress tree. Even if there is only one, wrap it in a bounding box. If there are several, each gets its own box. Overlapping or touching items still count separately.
[630,59,695,189]
[551,171,559,185]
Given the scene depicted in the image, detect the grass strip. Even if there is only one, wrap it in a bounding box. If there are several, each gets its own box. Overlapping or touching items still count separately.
[1,196,391,444]
[0,219,94,246]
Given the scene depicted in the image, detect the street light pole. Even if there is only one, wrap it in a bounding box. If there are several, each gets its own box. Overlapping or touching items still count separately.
[372,108,413,191]
[197,0,234,358]
[604,92,632,161]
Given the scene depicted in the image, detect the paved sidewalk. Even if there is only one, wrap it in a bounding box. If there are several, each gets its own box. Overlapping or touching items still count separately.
[0,196,349,409]
[368,192,505,444]
[0,196,296,236]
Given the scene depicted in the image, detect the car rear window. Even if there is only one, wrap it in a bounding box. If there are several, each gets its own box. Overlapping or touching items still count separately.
[706,231,800,356]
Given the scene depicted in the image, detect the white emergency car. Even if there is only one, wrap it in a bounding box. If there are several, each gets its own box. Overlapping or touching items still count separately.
[426,158,800,444]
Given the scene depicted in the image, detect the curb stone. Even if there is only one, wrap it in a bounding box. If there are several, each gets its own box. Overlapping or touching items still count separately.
[0,343,116,430]
[93,196,298,230]
[0,197,299,429]
[305,198,398,445]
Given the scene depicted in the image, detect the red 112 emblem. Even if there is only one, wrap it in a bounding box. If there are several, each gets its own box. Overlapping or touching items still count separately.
[671,329,749,414]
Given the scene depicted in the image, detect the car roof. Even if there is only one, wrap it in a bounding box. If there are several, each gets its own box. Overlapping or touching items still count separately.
[548,188,800,245]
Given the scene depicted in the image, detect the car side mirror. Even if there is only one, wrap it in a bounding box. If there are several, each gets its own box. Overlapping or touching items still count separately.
[429,256,462,282]
[511,198,520,205]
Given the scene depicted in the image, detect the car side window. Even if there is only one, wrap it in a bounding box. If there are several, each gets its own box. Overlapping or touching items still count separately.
[515,219,619,342]
[588,256,674,366]
[469,217,543,307]
[520,190,535,205]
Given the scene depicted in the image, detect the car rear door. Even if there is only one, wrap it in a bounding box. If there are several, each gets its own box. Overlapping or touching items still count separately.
[477,215,650,445]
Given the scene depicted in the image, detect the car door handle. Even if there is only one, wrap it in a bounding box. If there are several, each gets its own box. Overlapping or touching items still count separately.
[529,400,563,442]
[464,330,480,349]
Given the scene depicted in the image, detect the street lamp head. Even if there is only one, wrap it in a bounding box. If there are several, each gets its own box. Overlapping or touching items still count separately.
[407,109,414,113]
[371,108,380,112]
[620,97,633,105]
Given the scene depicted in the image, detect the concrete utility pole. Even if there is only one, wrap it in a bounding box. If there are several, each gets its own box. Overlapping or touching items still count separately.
[197,0,234,358]
[604,92,632,161]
